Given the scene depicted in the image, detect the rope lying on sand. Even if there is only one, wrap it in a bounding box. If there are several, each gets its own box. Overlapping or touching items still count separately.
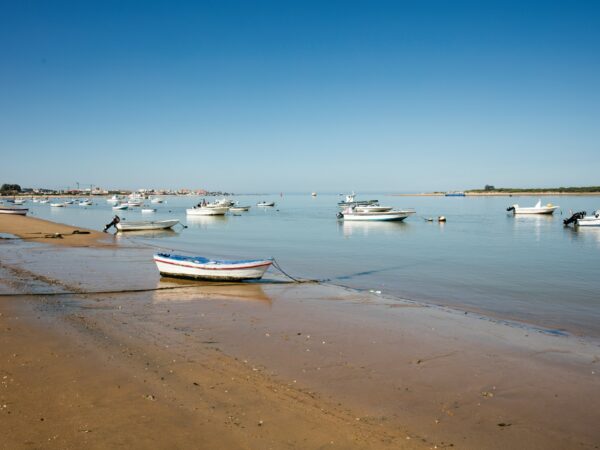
[0,230,92,240]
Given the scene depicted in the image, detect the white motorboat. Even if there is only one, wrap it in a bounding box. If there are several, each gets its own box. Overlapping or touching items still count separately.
[507,199,559,215]
[186,206,228,216]
[564,210,600,227]
[150,197,164,204]
[0,206,28,215]
[127,200,143,207]
[64,199,74,205]
[116,219,179,232]
[112,203,129,210]
[141,208,157,213]
[13,199,26,205]
[50,202,66,207]
[79,200,92,206]
[154,253,272,281]
[39,199,49,204]
[311,192,317,197]
[106,195,120,203]
[338,207,416,222]
[354,205,393,213]
[257,201,275,207]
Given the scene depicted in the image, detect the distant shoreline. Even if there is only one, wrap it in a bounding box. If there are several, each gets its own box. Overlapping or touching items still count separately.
[392,191,600,197]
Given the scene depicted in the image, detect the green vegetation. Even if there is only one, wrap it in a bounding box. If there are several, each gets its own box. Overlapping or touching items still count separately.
[0,184,22,195]
[468,186,600,193]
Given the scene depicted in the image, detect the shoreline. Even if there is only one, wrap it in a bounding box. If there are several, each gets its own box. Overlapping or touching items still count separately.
[392,192,600,197]
[1,215,600,448]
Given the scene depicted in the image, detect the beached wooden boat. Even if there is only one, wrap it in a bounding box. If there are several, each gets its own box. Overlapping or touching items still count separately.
[338,208,416,221]
[186,206,228,216]
[507,200,559,215]
[0,206,28,215]
[153,253,272,281]
[116,219,179,232]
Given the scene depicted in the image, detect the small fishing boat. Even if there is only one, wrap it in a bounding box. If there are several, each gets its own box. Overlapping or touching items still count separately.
[78,200,92,206]
[13,199,26,205]
[116,219,179,232]
[257,201,275,207]
[50,202,66,207]
[0,206,28,215]
[337,192,378,208]
[564,210,600,227]
[39,199,49,204]
[153,253,273,281]
[507,199,559,215]
[106,195,120,203]
[141,208,157,213]
[64,199,74,205]
[150,197,164,204]
[230,205,251,212]
[127,200,143,207]
[337,207,416,222]
[112,203,129,210]
[445,191,466,197]
[311,192,317,197]
[186,206,228,216]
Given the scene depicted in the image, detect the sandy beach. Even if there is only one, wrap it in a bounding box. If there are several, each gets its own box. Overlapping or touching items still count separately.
[1,215,599,449]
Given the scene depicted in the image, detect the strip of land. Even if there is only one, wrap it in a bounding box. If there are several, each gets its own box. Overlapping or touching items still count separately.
[1,215,599,449]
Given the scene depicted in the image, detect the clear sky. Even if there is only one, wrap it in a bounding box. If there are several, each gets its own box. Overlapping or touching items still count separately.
[1,1,599,193]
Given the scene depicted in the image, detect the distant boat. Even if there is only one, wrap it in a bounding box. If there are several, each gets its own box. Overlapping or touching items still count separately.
[141,208,157,213]
[78,200,92,206]
[150,197,164,204]
[153,253,272,281]
[337,208,416,222]
[186,206,228,216]
[445,191,466,197]
[64,199,74,205]
[257,201,275,207]
[0,206,28,215]
[50,202,66,207]
[507,199,559,215]
[311,192,317,197]
[106,195,120,203]
[564,210,600,227]
[116,219,179,232]
[39,199,49,204]
[229,205,251,212]
[112,203,129,210]
[13,199,26,205]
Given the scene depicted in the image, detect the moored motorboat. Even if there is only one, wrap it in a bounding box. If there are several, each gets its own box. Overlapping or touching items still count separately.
[112,203,129,210]
[153,253,272,281]
[13,199,26,205]
[0,206,28,215]
[445,191,466,197]
[257,201,275,207]
[39,199,49,204]
[230,206,251,212]
[50,202,66,207]
[564,210,600,227]
[141,208,157,213]
[507,199,559,215]
[116,219,179,232]
[337,207,415,222]
[186,206,228,216]
[79,200,92,206]
[150,197,164,204]
[106,195,120,203]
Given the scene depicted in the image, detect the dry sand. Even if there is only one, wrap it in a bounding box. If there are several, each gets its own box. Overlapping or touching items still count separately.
[1,215,599,449]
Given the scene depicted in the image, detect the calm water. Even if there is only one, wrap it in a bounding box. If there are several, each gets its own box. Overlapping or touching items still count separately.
[23,194,600,337]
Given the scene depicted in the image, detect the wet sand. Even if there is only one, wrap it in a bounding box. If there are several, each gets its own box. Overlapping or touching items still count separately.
[1,215,599,449]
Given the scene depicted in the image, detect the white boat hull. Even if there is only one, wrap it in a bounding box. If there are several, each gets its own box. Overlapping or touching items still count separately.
[112,204,129,210]
[116,219,179,231]
[154,254,272,281]
[0,207,28,215]
[341,210,415,221]
[354,205,393,213]
[577,217,600,227]
[186,207,228,216]
[513,207,559,215]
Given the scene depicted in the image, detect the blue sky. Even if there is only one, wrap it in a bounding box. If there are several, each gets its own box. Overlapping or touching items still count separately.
[1,1,599,192]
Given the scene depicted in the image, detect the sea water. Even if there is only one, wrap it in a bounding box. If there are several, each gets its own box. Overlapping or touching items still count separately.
[25,194,600,337]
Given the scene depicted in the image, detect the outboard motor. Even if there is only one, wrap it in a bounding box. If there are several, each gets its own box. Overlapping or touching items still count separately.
[563,211,586,226]
[506,206,515,212]
[336,212,343,219]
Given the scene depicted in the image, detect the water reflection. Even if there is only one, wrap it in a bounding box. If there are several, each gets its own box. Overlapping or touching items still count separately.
[185,215,228,229]
[565,226,600,248]
[115,229,179,239]
[510,214,556,241]
[338,220,410,237]
[153,278,271,305]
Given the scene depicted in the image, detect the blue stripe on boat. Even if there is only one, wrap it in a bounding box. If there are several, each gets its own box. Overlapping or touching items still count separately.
[155,253,270,265]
